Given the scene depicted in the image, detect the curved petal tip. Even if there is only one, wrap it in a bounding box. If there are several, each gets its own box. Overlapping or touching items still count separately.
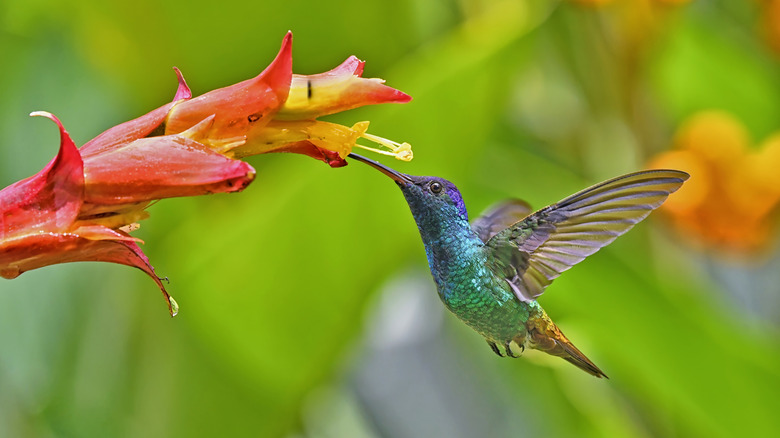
[385,88,412,104]
[263,31,293,87]
[30,111,80,156]
[334,56,365,77]
[172,67,192,101]
[30,110,61,125]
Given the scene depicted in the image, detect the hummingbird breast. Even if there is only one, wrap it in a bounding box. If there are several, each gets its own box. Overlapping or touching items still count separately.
[406,193,532,345]
[430,242,532,343]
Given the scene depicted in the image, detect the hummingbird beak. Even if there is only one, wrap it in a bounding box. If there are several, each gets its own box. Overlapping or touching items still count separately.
[348,153,412,185]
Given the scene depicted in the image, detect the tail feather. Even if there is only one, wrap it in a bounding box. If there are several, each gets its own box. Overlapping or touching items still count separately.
[522,318,608,378]
[555,338,608,378]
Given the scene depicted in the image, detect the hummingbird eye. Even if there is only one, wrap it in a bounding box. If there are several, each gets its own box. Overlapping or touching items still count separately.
[429,181,443,194]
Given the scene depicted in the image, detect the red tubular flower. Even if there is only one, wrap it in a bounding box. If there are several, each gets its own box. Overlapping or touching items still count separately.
[82,116,256,206]
[276,55,411,120]
[247,54,413,164]
[163,32,413,165]
[0,113,179,315]
[0,32,412,315]
[79,67,256,209]
[164,34,292,149]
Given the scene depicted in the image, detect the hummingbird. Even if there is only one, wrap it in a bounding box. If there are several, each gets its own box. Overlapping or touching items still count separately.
[348,153,688,378]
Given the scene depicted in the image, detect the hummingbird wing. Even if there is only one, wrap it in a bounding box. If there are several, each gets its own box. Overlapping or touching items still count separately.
[472,199,533,242]
[485,170,688,302]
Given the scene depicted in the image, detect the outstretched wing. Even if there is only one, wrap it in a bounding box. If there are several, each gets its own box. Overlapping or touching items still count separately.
[472,199,533,242]
[485,170,689,302]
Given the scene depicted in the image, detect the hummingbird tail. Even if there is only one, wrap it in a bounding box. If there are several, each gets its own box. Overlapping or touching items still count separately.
[524,319,608,378]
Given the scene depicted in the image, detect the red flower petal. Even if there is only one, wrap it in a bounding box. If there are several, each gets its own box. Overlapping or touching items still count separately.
[275,56,412,121]
[0,227,177,315]
[82,131,256,204]
[164,32,294,142]
[81,103,177,157]
[1,113,177,314]
[274,141,349,167]
[328,55,365,77]
[0,112,83,240]
[172,67,192,101]
[81,68,193,157]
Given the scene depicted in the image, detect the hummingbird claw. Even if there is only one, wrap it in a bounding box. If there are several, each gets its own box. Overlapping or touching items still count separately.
[504,340,525,358]
[504,341,519,358]
[487,341,505,357]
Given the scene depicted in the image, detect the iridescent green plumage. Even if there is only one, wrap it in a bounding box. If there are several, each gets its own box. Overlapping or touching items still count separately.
[350,154,688,378]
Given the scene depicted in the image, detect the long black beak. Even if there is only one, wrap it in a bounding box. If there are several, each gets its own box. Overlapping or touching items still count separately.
[348,153,413,185]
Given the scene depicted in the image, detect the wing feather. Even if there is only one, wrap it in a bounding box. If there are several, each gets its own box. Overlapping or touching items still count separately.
[486,170,689,302]
[472,199,533,242]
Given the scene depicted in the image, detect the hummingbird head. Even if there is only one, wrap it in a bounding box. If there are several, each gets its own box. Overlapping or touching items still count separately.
[348,153,468,222]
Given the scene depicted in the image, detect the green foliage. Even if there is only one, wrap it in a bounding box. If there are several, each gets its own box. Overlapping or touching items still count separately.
[1,1,778,437]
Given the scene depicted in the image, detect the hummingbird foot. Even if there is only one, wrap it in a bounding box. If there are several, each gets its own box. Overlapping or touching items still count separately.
[487,339,525,358]
[504,340,525,358]
[487,341,505,357]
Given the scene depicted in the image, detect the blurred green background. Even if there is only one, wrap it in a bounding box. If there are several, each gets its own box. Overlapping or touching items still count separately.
[1,0,779,437]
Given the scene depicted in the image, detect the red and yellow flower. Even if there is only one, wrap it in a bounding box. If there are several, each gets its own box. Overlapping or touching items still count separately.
[0,32,412,315]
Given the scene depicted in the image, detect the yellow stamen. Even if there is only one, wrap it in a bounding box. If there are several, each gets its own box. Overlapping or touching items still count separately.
[239,119,413,161]
[119,223,141,233]
[76,202,151,229]
[177,115,249,155]
[357,131,413,162]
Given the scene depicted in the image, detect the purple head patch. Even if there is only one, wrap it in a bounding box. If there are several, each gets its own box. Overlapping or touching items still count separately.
[442,180,468,221]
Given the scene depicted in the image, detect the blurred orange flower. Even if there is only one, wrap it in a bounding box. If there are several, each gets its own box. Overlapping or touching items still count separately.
[569,0,615,6]
[647,111,780,255]
[567,0,691,7]
[760,0,780,53]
